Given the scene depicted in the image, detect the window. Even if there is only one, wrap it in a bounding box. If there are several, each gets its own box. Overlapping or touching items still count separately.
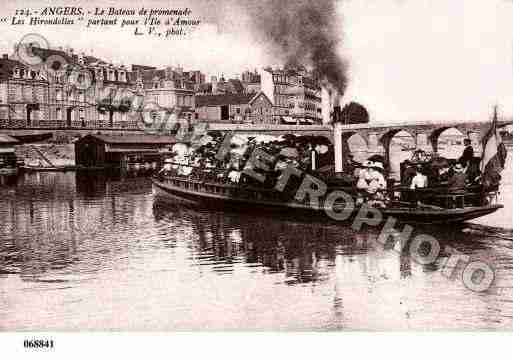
[236,107,241,114]
[79,108,85,127]
[56,89,62,101]
[56,107,61,120]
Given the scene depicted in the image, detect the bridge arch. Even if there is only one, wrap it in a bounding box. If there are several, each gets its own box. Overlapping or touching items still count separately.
[343,131,368,164]
[429,126,466,156]
[379,128,416,172]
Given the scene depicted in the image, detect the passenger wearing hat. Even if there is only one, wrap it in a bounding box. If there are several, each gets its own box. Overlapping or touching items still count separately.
[448,163,466,190]
[159,157,175,175]
[368,162,387,194]
[356,160,373,191]
[459,138,474,168]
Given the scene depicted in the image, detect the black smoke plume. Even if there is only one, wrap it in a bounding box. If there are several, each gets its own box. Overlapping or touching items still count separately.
[248,0,348,93]
[206,0,348,94]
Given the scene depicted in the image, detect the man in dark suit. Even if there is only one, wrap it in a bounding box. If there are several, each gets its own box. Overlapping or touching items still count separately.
[459,138,474,167]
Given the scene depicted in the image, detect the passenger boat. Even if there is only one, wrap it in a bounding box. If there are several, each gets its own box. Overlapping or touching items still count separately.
[153,106,506,225]
[152,171,503,225]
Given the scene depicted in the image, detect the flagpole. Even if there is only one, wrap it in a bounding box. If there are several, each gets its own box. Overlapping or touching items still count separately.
[480,105,498,204]
[480,104,508,203]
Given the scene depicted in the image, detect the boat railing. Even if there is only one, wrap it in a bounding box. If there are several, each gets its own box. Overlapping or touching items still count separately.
[156,169,297,204]
[392,184,497,209]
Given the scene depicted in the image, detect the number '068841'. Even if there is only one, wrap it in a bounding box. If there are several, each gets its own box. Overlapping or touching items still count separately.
[24,339,54,349]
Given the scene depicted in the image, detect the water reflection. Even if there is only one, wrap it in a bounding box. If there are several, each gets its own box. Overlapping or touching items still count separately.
[0,172,153,283]
[152,202,430,286]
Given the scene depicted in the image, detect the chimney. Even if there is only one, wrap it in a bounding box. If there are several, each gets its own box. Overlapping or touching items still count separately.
[333,105,342,123]
[332,92,342,123]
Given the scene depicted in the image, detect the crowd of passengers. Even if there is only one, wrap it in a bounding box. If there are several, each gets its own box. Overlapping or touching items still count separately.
[159,138,482,207]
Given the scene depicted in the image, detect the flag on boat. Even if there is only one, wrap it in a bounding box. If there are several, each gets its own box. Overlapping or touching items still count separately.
[480,107,507,189]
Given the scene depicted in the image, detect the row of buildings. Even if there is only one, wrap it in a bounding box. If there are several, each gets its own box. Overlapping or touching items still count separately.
[0,44,325,133]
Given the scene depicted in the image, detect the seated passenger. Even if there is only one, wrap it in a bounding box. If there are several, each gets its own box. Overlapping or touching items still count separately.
[410,165,428,189]
[159,158,174,174]
[356,161,373,191]
[228,170,241,183]
[438,165,451,182]
[368,162,387,194]
[368,162,387,207]
[448,163,466,190]
[402,160,417,186]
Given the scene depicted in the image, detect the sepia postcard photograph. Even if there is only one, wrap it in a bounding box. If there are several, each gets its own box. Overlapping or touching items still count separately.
[0,0,512,356]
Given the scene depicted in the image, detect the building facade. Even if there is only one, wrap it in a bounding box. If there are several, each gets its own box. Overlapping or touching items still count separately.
[136,66,196,120]
[0,46,140,130]
[240,70,261,94]
[195,92,273,124]
[196,76,246,96]
[0,45,206,133]
[260,67,322,125]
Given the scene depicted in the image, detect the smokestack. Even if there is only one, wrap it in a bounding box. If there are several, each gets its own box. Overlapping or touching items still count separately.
[333,105,342,124]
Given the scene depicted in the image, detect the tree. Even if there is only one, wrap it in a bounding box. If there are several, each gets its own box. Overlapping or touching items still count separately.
[340,102,369,124]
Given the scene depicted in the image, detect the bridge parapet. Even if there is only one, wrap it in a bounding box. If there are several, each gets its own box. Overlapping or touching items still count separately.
[207,123,333,139]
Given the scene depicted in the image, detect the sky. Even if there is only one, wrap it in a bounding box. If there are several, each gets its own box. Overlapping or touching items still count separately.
[1,0,513,124]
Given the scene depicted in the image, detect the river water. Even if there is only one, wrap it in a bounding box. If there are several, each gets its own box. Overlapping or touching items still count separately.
[1,150,513,330]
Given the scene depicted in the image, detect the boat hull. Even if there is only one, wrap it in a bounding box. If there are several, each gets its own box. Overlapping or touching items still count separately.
[152,178,503,225]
